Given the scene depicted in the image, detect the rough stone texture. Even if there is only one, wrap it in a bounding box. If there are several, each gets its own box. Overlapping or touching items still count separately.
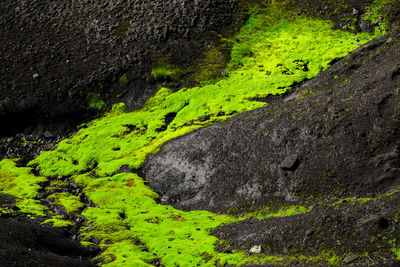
[0,0,240,136]
[0,206,97,267]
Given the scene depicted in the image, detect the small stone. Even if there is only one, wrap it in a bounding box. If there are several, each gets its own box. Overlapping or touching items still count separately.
[360,20,370,31]
[280,154,299,171]
[352,8,359,15]
[32,73,39,79]
[305,229,314,236]
[161,195,169,203]
[343,255,359,264]
[249,245,262,254]
[44,131,53,138]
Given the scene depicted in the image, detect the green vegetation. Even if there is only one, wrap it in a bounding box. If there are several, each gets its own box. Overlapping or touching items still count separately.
[119,74,128,85]
[87,92,105,110]
[47,192,85,217]
[2,4,387,266]
[0,159,48,217]
[363,0,395,33]
[151,65,183,82]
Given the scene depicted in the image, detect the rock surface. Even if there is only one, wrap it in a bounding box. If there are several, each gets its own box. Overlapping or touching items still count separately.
[0,205,97,266]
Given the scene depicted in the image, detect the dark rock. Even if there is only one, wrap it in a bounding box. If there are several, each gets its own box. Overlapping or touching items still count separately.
[343,255,359,263]
[360,20,371,31]
[0,217,96,266]
[279,154,299,171]
[0,194,17,210]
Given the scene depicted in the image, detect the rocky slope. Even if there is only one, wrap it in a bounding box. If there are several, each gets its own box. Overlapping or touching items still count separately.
[0,0,240,136]
[144,30,400,265]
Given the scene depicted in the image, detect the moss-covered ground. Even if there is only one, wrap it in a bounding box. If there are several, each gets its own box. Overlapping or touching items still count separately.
[0,3,389,266]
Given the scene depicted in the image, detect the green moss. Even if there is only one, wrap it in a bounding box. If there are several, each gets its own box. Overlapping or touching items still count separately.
[228,204,310,220]
[119,74,128,85]
[31,7,378,179]
[43,215,75,227]
[392,247,400,260]
[0,207,14,215]
[47,192,85,216]
[87,92,105,110]
[73,172,286,266]
[0,159,48,217]
[151,65,183,82]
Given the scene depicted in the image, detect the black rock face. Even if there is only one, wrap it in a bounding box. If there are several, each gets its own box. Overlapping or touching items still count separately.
[0,0,240,136]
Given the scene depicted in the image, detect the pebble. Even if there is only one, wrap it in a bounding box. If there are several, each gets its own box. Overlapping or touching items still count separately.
[249,245,262,254]
[343,254,359,263]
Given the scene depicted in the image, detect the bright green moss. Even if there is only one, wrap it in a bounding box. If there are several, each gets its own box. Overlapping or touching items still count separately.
[151,65,183,82]
[0,159,48,217]
[30,7,378,179]
[74,172,285,266]
[241,205,310,220]
[25,5,383,266]
[47,192,85,216]
[43,215,75,227]
[392,247,400,260]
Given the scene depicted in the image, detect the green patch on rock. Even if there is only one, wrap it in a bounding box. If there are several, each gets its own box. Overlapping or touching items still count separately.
[47,192,85,217]
[0,159,48,217]
[363,0,395,33]
[75,172,286,266]
[87,92,105,110]
[151,66,183,83]
[43,215,75,227]
[241,205,310,220]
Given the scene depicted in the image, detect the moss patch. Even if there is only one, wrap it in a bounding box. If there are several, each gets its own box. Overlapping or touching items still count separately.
[87,92,105,110]
[47,192,85,217]
[0,159,48,217]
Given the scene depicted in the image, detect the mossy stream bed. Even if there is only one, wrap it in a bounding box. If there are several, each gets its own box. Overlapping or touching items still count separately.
[0,3,390,266]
